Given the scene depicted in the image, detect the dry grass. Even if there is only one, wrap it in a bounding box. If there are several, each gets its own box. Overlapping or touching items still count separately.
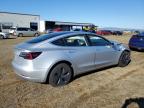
[0,35,144,108]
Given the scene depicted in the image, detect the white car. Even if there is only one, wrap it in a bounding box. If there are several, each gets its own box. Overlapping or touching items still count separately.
[0,32,10,39]
[9,27,16,35]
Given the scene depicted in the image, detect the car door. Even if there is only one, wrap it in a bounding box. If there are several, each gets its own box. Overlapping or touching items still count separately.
[87,35,118,68]
[63,34,96,74]
[27,28,33,36]
[22,28,28,36]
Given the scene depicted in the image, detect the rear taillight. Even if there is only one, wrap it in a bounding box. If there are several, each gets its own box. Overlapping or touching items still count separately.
[13,31,16,35]
[19,52,42,60]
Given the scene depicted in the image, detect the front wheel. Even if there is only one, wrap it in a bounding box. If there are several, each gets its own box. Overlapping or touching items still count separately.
[49,63,73,87]
[118,51,131,67]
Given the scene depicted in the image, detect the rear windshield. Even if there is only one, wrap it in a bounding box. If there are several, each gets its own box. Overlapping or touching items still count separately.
[139,32,144,36]
[26,32,71,43]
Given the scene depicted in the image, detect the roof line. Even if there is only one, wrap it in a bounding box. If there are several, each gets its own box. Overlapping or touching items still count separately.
[46,20,94,25]
[0,11,40,17]
[45,20,97,26]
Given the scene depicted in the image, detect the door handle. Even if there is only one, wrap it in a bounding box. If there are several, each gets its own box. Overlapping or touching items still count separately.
[106,45,112,48]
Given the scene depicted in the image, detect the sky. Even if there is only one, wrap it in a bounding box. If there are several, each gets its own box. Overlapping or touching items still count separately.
[0,0,144,29]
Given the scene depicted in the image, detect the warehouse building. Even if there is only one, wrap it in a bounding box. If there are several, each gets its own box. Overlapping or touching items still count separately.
[40,20,96,32]
[0,12,40,32]
[0,11,97,33]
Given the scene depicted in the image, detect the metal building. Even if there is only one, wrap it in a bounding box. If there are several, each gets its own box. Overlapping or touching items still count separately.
[40,20,96,32]
[0,12,40,32]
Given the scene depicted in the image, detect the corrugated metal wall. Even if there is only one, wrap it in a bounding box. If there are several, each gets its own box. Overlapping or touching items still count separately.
[0,12,40,32]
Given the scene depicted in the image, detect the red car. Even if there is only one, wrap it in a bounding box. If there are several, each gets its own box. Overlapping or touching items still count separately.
[96,30,112,35]
[53,27,62,32]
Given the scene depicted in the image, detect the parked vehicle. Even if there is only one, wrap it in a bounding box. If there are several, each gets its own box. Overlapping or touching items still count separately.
[112,31,123,35]
[73,28,83,31]
[123,30,132,35]
[134,31,140,34]
[12,27,39,37]
[53,27,62,32]
[12,31,131,86]
[96,30,112,35]
[9,27,16,35]
[129,32,144,51]
[0,32,10,39]
[46,29,53,34]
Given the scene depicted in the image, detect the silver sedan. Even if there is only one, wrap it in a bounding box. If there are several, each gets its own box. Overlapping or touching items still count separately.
[12,31,131,86]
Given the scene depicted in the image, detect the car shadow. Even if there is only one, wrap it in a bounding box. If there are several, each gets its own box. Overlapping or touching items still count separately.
[130,48,144,52]
[19,36,35,37]
[121,97,144,108]
[72,58,131,82]
[72,65,116,81]
[0,38,16,40]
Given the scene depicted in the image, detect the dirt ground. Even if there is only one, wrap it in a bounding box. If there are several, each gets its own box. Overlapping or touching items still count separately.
[0,35,144,108]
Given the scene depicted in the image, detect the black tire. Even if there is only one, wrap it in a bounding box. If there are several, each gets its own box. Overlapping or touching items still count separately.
[118,51,131,67]
[18,33,23,37]
[34,33,39,37]
[0,35,4,39]
[129,46,135,51]
[129,47,133,51]
[49,63,72,87]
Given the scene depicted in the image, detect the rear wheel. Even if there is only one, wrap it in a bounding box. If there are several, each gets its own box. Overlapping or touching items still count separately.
[49,63,72,87]
[18,33,23,37]
[34,33,39,37]
[118,51,131,67]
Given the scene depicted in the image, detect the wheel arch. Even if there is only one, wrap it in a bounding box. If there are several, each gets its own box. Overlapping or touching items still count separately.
[18,33,23,37]
[0,34,4,39]
[119,49,130,60]
[124,49,130,52]
[118,49,131,67]
[45,60,74,83]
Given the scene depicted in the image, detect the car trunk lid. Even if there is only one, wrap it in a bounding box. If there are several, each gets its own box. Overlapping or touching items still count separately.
[13,42,42,65]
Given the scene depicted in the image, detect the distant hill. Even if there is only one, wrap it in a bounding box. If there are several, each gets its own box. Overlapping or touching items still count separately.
[98,27,144,32]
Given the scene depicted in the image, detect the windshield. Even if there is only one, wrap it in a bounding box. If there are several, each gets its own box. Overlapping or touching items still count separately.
[139,32,144,36]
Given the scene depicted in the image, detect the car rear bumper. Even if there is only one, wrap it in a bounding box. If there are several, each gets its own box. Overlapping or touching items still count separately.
[12,61,47,82]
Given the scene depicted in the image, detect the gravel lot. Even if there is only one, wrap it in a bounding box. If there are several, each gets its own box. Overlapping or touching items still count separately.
[0,35,144,108]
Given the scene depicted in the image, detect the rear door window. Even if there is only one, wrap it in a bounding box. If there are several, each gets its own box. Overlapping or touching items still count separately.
[52,35,87,46]
[52,38,65,46]
[64,35,87,46]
